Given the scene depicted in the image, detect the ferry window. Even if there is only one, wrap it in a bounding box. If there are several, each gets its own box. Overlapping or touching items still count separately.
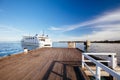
[40,39,45,41]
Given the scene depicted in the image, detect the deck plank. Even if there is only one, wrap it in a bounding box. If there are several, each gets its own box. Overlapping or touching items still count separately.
[0,48,86,80]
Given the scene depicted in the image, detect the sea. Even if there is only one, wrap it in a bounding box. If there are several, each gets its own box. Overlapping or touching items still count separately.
[0,42,120,64]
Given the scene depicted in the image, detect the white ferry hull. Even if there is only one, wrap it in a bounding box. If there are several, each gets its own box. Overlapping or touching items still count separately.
[21,41,40,46]
[21,34,52,48]
[21,41,52,47]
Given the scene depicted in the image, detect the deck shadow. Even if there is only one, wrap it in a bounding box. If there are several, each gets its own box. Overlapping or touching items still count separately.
[42,61,87,80]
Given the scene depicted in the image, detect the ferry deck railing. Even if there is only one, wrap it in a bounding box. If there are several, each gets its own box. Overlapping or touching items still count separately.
[82,53,120,80]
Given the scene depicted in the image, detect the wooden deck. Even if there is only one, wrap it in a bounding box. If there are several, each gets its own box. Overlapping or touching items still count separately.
[0,48,88,80]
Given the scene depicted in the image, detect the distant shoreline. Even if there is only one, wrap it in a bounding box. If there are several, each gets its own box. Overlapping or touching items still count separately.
[91,40,120,43]
[59,40,120,43]
[0,40,120,43]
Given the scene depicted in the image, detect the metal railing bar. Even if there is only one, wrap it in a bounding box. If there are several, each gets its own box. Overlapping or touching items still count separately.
[83,53,120,79]
[82,61,95,76]
[84,53,116,55]
[84,60,110,62]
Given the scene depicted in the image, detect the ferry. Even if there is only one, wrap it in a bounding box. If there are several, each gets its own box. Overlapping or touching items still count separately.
[21,34,52,47]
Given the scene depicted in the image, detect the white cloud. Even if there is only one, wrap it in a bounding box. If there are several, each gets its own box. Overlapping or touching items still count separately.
[0,25,23,32]
[49,8,120,41]
[49,9,120,32]
[52,30,120,41]
[49,22,91,32]
[80,30,120,41]
[93,24,120,31]
[49,26,63,30]
[93,9,120,23]
[0,25,23,41]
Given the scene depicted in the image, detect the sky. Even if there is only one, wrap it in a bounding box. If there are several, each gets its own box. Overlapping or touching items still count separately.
[0,0,120,41]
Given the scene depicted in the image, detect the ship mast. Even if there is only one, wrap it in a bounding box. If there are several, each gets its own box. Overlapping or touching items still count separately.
[42,30,44,36]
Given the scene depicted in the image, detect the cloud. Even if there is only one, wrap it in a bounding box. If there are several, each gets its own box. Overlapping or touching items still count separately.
[80,30,120,41]
[93,24,120,31]
[93,9,120,23]
[0,25,24,41]
[49,8,120,41]
[49,26,63,30]
[49,9,120,31]
[49,22,90,32]
[0,25,23,32]
[53,30,120,41]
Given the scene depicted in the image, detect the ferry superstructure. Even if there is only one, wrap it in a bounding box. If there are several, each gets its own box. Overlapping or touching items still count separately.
[21,34,52,47]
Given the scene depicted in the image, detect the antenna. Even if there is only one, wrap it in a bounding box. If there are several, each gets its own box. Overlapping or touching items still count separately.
[42,30,44,36]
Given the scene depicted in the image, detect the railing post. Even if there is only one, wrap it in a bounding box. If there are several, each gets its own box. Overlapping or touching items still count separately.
[68,42,76,48]
[96,65,101,80]
[111,55,115,69]
[24,48,28,54]
[111,55,117,80]
[84,40,91,52]
[108,54,117,69]
[111,55,117,69]
[82,54,84,68]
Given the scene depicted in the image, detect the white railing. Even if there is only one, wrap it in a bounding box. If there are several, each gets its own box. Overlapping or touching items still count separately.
[82,53,120,80]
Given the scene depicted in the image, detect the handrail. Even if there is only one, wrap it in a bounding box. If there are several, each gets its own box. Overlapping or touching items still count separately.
[83,61,95,76]
[82,53,120,80]
[84,60,110,62]
[84,53,116,55]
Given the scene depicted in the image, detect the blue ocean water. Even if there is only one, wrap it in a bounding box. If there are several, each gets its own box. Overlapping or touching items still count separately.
[0,42,120,64]
[0,42,84,57]
[0,42,23,57]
